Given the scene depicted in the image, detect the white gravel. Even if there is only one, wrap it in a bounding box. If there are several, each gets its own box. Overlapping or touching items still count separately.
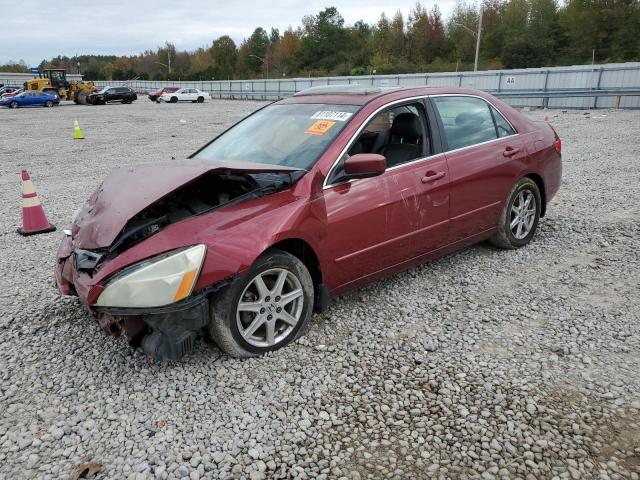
[0,100,639,480]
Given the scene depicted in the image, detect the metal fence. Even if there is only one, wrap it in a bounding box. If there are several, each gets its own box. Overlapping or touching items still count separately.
[3,63,639,108]
[92,62,640,109]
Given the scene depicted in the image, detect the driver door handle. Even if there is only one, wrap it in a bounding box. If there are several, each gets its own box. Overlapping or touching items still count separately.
[421,171,446,183]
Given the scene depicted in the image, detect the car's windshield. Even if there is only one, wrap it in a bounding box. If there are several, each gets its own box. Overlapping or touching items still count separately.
[97,87,111,94]
[194,103,360,170]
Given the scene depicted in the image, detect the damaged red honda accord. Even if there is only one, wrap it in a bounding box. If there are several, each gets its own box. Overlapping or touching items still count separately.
[55,85,562,360]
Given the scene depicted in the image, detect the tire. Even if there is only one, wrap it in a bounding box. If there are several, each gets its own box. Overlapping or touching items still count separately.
[197,96,204,103]
[76,90,89,105]
[209,249,314,358]
[170,96,178,103]
[490,177,542,249]
[10,101,19,109]
[45,101,53,107]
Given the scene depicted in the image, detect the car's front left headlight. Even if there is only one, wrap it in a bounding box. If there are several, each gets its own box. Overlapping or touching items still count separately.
[95,244,206,308]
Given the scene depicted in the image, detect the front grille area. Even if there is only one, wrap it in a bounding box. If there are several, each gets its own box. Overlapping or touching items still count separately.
[74,248,105,271]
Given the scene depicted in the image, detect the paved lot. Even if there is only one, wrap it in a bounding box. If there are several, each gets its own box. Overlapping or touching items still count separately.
[0,100,639,480]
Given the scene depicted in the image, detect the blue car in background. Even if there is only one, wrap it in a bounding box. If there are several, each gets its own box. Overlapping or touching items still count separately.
[1,91,60,108]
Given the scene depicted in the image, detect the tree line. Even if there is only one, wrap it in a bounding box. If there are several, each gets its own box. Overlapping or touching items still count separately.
[3,0,639,81]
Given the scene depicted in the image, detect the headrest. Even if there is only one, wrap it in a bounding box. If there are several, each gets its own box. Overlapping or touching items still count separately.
[391,113,421,139]
[455,111,484,126]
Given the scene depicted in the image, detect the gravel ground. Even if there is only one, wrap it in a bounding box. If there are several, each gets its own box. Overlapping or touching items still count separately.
[0,100,639,480]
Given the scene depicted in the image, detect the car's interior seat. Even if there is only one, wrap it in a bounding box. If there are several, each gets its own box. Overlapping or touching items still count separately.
[348,129,391,156]
[447,111,496,150]
[378,113,423,167]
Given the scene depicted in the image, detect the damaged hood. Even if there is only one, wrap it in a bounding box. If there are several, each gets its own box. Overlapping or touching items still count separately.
[73,159,303,249]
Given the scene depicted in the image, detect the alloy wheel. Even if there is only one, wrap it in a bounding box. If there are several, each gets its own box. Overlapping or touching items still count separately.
[510,189,536,239]
[236,268,304,348]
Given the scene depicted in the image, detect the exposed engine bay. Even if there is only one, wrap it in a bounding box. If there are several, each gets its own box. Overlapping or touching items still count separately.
[74,171,299,273]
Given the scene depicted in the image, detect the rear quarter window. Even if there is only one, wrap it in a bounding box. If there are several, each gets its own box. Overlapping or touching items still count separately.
[490,105,516,137]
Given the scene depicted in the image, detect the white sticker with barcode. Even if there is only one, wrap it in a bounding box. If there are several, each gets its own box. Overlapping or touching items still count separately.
[311,111,353,122]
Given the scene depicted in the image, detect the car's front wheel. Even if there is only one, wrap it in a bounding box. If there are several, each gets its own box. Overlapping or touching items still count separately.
[490,177,541,249]
[170,96,178,103]
[209,249,314,357]
[197,96,204,103]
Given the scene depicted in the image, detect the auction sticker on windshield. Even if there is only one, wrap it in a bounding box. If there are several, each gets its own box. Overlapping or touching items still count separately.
[311,111,353,122]
[305,120,336,136]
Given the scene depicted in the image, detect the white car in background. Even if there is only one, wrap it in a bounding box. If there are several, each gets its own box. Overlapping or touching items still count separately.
[158,88,209,103]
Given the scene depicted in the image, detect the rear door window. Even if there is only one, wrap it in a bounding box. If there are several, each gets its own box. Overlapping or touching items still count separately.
[432,96,498,151]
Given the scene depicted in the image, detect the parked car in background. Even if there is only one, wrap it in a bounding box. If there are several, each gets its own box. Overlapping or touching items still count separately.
[1,87,24,99]
[87,86,137,105]
[158,87,209,103]
[0,85,22,97]
[56,85,562,361]
[148,86,180,102]
[2,91,59,108]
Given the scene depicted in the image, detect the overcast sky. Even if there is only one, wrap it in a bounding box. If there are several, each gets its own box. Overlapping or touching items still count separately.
[1,0,460,66]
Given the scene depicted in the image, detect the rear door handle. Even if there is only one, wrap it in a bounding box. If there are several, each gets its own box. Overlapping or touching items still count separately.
[503,146,521,157]
[421,171,446,183]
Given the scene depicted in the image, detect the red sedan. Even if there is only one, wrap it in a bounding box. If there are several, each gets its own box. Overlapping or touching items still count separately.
[55,86,562,360]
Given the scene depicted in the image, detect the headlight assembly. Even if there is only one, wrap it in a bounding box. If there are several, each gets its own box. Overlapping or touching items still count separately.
[95,244,206,308]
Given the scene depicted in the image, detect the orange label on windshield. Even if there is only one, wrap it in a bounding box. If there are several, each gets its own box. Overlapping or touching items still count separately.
[305,120,336,136]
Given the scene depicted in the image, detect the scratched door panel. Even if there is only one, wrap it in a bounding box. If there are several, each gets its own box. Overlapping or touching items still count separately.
[321,170,417,288]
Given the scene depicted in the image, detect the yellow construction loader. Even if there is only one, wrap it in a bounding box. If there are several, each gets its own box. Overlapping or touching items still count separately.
[24,69,96,104]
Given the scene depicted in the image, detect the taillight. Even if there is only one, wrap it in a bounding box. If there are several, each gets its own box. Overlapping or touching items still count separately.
[549,125,561,154]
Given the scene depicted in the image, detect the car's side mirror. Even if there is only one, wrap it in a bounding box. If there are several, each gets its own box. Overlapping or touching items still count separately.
[343,153,387,179]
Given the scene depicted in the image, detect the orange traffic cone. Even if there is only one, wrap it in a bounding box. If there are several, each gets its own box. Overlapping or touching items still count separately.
[17,170,56,236]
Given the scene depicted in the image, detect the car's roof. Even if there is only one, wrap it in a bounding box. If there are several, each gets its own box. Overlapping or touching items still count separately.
[279,85,491,106]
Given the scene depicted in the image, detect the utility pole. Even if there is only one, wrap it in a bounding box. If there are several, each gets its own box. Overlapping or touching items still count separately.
[167,51,171,74]
[452,5,483,72]
[474,5,483,72]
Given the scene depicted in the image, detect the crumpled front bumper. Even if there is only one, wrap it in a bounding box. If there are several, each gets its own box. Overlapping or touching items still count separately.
[54,233,234,360]
[55,234,102,305]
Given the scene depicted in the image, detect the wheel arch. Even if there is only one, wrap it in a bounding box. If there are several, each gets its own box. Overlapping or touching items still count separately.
[268,238,322,287]
[268,237,330,311]
[524,173,546,217]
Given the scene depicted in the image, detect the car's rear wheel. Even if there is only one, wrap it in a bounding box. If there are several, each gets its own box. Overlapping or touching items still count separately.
[45,101,53,107]
[209,249,314,357]
[10,101,18,109]
[490,177,541,249]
